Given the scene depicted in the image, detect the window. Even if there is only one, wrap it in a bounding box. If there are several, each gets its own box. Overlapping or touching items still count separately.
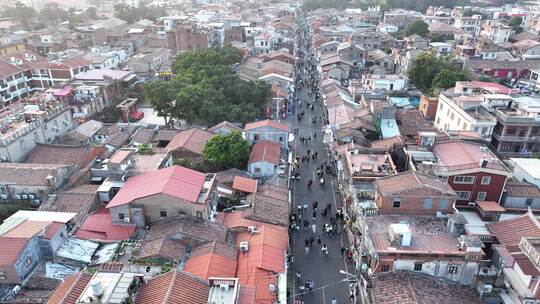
[393,197,401,208]
[178,209,187,216]
[118,213,125,220]
[481,176,491,185]
[255,167,261,173]
[414,263,423,271]
[159,210,167,218]
[477,192,487,201]
[253,134,260,140]
[0,272,5,279]
[439,198,448,210]
[381,264,390,272]
[506,128,516,135]
[456,191,471,200]
[526,198,534,206]
[454,176,474,184]
[423,197,433,209]
[196,211,203,219]
[448,265,459,274]
[24,256,32,267]
[279,136,284,142]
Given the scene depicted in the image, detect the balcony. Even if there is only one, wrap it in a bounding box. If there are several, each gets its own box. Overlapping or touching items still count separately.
[492,132,532,142]
[494,109,540,126]
[417,161,508,176]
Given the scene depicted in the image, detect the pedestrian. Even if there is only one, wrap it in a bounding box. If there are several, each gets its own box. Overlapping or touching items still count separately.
[313,201,318,210]
[311,223,316,234]
[331,298,337,304]
[308,280,314,291]
[296,271,302,283]
[312,210,317,220]
[303,202,308,211]
[297,204,302,213]
[321,244,328,255]
[317,235,321,246]
[341,246,346,257]
[307,179,313,189]
[314,151,318,158]
[304,245,310,256]
[303,220,309,230]
[309,236,314,246]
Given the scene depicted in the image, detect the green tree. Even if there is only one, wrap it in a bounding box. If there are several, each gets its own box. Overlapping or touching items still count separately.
[202,131,250,170]
[508,16,522,27]
[142,80,177,125]
[408,51,467,94]
[431,69,467,92]
[1,2,36,28]
[39,2,67,25]
[404,20,429,37]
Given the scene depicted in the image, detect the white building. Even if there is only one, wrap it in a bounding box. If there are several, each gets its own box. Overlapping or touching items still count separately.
[480,21,513,44]
[511,158,540,188]
[454,14,482,37]
[434,93,496,141]
[361,74,408,91]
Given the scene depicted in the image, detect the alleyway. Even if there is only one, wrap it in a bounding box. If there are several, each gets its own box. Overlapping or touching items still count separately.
[287,11,355,304]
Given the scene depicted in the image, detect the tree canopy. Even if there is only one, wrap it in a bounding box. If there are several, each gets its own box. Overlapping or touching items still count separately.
[404,20,429,37]
[202,131,251,170]
[1,2,36,28]
[407,51,467,94]
[143,45,271,126]
[113,3,166,23]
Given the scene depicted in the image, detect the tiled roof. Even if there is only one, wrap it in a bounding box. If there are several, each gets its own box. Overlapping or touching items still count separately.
[0,237,28,265]
[208,121,244,133]
[25,143,102,168]
[505,180,540,198]
[165,128,214,155]
[232,176,258,193]
[140,237,185,261]
[46,271,93,304]
[39,186,100,226]
[106,165,206,208]
[248,141,281,165]
[370,135,404,150]
[244,194,289,226]
[11,289,55,303]
[135,270,209,304]
[256,184,288,201]
[476,200,506,212]
[74,207,135,241]
[99,262,123,272]
[144,217,229,246]
[184,241,238,280]
[215,168,251,185]
[153,130,178,142]
[130,128,156,144]
[375,171,456,196]
[371,271,482,304]
[0,163,71,186]
[244,119,290,132]
[236,225,288,302]
[488,211,540,249]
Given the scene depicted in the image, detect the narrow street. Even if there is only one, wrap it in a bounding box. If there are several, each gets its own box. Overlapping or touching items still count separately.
[286,11,355,304]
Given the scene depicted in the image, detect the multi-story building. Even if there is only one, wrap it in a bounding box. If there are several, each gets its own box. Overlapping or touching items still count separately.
[383,9,423,28]
[491,96,540,156]
[0,52,92,104]
[480,21,513,44]
[166,23,210,56]
[74,26,107,49]
[407,139,512,205]
[0,97,74,162]
[434,92,497,141]
[454,14,483,37]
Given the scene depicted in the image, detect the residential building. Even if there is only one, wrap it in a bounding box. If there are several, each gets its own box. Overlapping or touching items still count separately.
[343,150,396,181]
[244,119,290,149]
[135,270,209,304]
[454,14,482,37]
[127,48,171,76]
[429,42,452,56]
[74,26,107,49]
[364,215,484,285]
[434,92,497,141]
[501,180,540,210]
[480,21,514,44]
[0,98,74,162]
[106,165,216,226]
[408,140,512,204]
[208,121,243,135]
[248,141,281,178]
[361,74,407,92]
[419,95,438,120]
[165,128,214,160]
[491,96,540,156]
[383,9,423,28]
[0,211,74,284]
[374,171,457,215]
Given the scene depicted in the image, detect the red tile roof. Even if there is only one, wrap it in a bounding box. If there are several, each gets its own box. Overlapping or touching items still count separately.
[244,119,290,132]
[47,271,93,304]
[140,237,185,261]
[477,201,506,212]
[106,165,206,208]
[236,225,288,303]
[248,141,281,165]
[135,270,209,304]
[232,176,258,193]
[488,211,540,249]
[75,207,135,241]
[184,249,238,280]
[208,121,243,133]
[165,128,214,155]
[43,222,65,240]
[375,171,456,196]
[25,143,103,168]
[505,180,540,198]
[0,237,28,265]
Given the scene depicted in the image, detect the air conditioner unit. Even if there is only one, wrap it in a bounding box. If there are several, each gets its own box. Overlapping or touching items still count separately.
[468,202,476,207]
[248,226,257,233]
[124,217,130,223]
[239,241,249,252]
[219,284,229,291]
[269,284,277,292]
[33,199,40,205]
[28,194,35,200]
[0,194,7,200]
[482,284,493,294]
[21,194,28,200]
[15,195,21,200]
